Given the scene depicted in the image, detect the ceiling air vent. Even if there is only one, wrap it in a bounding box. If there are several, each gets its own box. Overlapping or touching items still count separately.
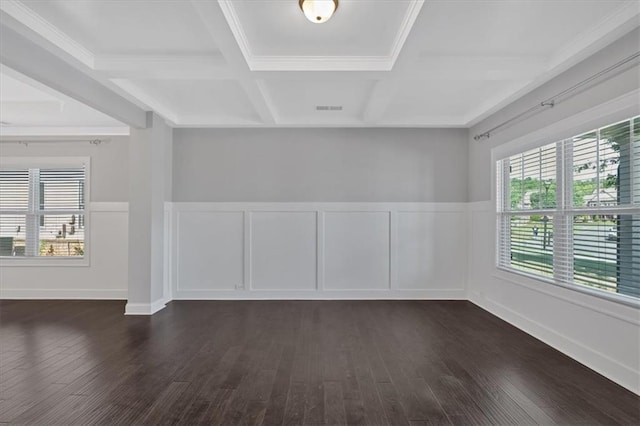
[316,105,343,111]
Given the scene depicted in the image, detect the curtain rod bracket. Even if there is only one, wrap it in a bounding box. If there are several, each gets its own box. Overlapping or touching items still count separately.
[474,132,490,141]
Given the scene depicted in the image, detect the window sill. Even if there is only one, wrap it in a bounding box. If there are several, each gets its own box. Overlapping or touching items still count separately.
[0,257,90,267]
[494,266,640,310]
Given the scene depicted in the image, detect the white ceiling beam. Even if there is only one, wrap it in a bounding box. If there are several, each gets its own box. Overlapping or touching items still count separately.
[167,117,465,128]
[98,55,547,82]
[189,0,276,125]
[413,55,547,81]
[247,57,544,81]
[0,0,94,67]
[0,6,156,116]
[362,6,427,125]
[109,79,179,126]
[0,20,147,128]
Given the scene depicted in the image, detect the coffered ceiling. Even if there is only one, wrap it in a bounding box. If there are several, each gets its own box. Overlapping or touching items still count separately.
[0,0,638,130]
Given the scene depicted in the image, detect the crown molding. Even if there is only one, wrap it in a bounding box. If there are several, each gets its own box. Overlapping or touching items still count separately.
[217,0,424,71]
[0,0,95,68]
[170,116,466,128]
[388,0,424,67]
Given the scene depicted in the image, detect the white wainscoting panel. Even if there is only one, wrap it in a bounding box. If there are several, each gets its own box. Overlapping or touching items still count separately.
[176,211,244,292]
[397,211,466,291]
[170,203,467,299]
[324,211,390,290]
[250,211,317,291]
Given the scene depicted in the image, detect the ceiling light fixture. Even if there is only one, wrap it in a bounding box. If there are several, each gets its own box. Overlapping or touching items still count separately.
[299,0,338,24]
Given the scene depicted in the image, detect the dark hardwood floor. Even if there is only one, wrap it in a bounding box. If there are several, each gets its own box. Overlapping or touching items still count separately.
[0,300,638,425]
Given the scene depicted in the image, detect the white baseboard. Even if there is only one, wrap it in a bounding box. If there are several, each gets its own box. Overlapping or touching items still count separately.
[469,292,640,395]
[0,288,127,299]
[124,298,167,315]
[173,288,466,300]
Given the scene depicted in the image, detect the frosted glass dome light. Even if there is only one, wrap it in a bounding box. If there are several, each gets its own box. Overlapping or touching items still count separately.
[299,0,338,24]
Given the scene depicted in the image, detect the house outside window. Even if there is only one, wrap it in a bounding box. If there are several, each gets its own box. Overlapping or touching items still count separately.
[0,157,89,264]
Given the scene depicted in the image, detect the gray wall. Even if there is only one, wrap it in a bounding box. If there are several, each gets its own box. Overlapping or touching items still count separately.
[0,136,129,202]
[468,28,640,202]
[173,128,468,202]
[465,28,640,394]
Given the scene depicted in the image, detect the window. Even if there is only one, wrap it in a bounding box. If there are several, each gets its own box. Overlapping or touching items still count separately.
[0,159,87,260]
[497,116,640,300]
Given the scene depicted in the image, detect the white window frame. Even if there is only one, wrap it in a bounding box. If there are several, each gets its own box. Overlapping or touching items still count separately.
[491,91,640,308]
[0,157,91,267]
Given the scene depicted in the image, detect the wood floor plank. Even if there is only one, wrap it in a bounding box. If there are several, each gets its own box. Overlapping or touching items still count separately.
[0,300,637,426]
[282,381,306,426]
[323,381,346,426]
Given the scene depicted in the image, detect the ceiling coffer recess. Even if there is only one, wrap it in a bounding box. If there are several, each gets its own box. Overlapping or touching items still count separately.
[299,0,339,24]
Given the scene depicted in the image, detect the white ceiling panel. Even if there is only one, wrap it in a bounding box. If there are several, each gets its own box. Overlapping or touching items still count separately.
[0,68,125,131]
[416,0,628,56]
[0,0,637,128]
[124,79,262,125]
[227,0,411,57]
[384,79,528,123]
[262,79,376,124]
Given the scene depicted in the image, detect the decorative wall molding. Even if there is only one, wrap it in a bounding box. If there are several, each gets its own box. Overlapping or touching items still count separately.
[174,289,466,300]
[216,0,424,71]
[170,201,468,212]
[169,202,468,300]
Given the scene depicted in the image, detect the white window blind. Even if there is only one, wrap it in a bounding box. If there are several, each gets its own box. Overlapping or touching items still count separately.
[497,116,640,300]
[0,164,86,258]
